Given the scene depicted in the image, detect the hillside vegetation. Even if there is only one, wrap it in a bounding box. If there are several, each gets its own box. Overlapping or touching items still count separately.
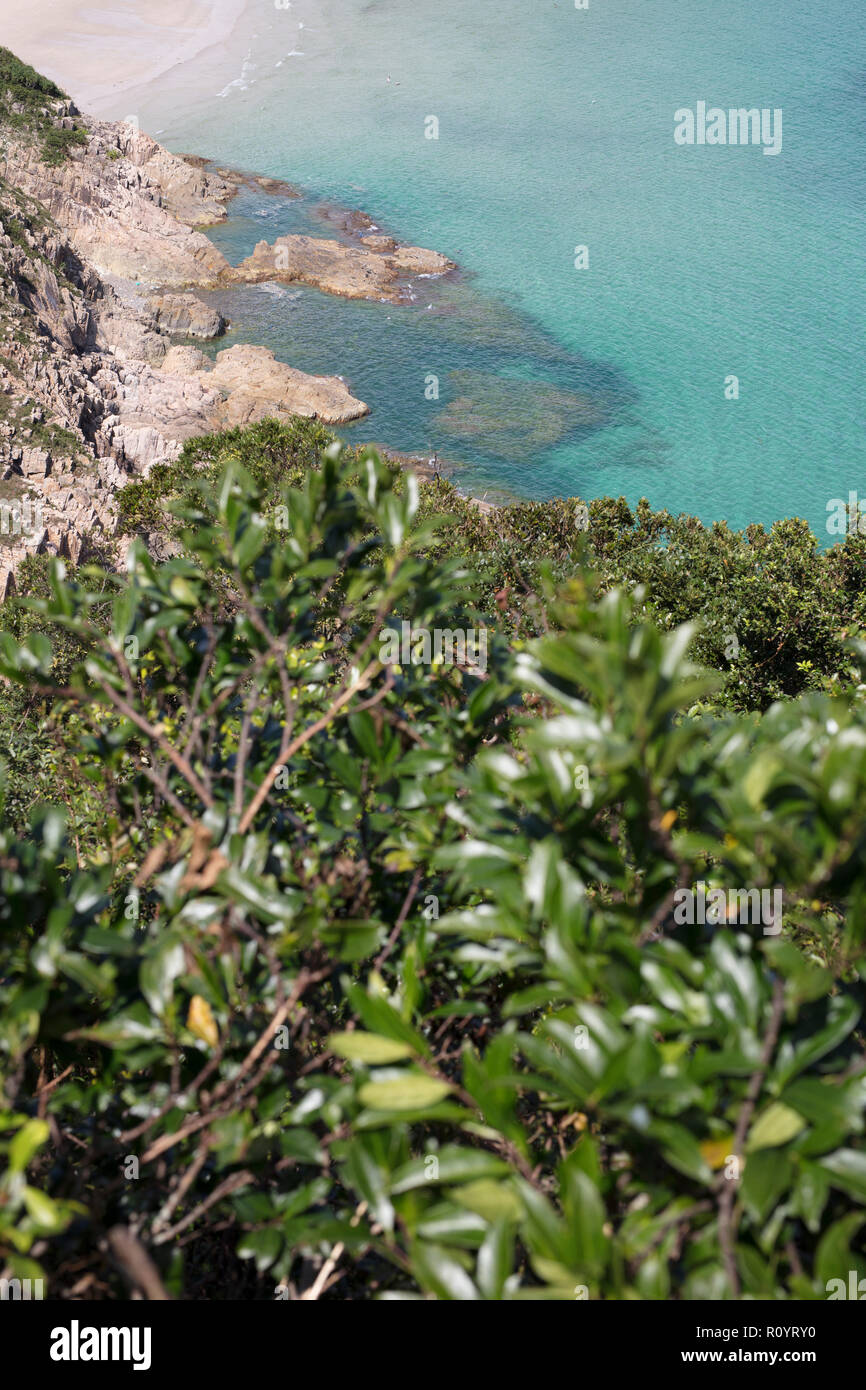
[0,48,87,165]
[1,421,865,1300]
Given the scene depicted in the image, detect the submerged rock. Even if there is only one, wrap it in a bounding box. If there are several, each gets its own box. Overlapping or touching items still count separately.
[437,370,605,459]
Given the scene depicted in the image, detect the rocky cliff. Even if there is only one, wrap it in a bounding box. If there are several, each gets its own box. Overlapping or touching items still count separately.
[0,58,455,594]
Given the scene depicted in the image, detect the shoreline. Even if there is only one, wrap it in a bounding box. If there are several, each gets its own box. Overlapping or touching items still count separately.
[184,155,509,505]
[0,14,505,511]
[1,0,249,115]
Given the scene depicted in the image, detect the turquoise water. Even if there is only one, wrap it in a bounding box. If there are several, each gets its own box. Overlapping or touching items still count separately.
[122,0,866,534]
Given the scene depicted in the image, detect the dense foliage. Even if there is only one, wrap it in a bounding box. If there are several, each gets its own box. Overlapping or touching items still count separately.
[119,419,866,713]
[1,427,865,1300]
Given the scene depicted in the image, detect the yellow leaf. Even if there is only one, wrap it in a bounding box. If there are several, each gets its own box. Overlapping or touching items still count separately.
[187,995,218,1047]
[699,1137,736,1171]
[383,849,415,873]
[660,809,677,832]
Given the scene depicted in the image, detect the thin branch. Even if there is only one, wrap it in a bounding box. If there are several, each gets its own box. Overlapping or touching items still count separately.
[237,662,382,834]
[107,1226,170,1300]
[151,1170,253,1246]
[374,868,423,970]
[299,1202,367,1301]
[717,977,785,1298]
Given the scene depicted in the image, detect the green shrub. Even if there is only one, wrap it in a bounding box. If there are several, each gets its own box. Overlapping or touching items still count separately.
[119,419,866,713]
[1,444,864,1300]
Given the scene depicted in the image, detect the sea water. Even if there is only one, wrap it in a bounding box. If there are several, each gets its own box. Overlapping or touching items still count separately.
[117,0,866,535]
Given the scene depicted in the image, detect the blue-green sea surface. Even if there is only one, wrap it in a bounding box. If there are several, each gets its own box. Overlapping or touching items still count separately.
[120,0,866,536]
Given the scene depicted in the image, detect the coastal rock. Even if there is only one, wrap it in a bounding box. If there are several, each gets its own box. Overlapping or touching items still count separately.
[315,207,377,236]
[0,157,370,523]
[207,345,369,426]
[390,245,458,277]
[112,131,233,226]
[91,283,169,362]
[0,91,452,588]
[4,120,231,289]
[148,292,226,339]
[161,346,210,374]
[93,359,223,460]
[88,344,368,471]
[206,163,301,200]
[8,239,93,351]
[361,235,397,253]
[231,234,455,304]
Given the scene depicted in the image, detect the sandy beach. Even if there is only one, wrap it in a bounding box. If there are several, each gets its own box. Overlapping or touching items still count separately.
[1,0,248,115]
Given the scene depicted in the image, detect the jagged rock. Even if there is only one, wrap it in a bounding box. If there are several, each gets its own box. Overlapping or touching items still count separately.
[148,292,226,339]
[161,346,210,374]
[6,238,93,351]
[91,283,168,363]
[4,122,231,289]
[19,448,52,478]
[93,343,368,461]
[110,131,231,227]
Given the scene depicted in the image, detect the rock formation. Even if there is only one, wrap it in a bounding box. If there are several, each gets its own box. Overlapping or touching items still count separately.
[147,292,226,339]
[3,111,232,288]
[231,233,455,304]
[0,131,367,592]
[0,74,454,592]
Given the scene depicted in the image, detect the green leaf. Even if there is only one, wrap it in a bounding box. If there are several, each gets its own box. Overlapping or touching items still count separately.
[330,1032,414,1064]
[452,1179,521,1224]
[140,934,185,1017]
[8,1119,49,1173]
[342,1140,394,1233]
[391,1147,510,1193]
[741,1150,793,1223]
[817,1148,866,1203]
[22,1186,66,1232]
[411,1242,480,1300]
[476,1221,513,1300]
[358,1075,451,1111]
[746,1102,807,1152]
[774,994,860,1084]
[237,1228,282,1272]
[816,1215,866,1293]
[793,1162,830,1233]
